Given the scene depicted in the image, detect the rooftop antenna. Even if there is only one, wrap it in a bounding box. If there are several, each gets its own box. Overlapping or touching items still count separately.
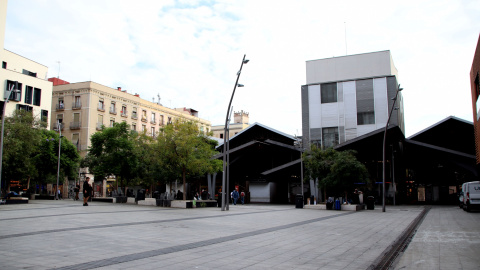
[157,94,162,105]
[57,61,61,78]
[344,22,348,55]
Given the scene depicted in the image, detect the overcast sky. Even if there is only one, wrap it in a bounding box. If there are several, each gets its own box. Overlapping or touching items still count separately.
[4,0,480,137]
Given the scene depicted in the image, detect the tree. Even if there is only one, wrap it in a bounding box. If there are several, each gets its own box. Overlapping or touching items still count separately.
[303,146,369,201]
[157,120,222,200]
[2,110,43,190]
[83,122,138,195]
[34,129,80,188]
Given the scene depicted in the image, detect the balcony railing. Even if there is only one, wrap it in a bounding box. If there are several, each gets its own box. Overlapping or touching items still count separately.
[150,120,156,125]
[53,122,64,131]
[55,104,65,111]
[141,116,147,122]
[72,101,82,110]
[96,122,104,130]
[131,113,138,120]
[121,110,128,117]
[98,104,105,112]
[70,121,81,130]
[109,108,117,115]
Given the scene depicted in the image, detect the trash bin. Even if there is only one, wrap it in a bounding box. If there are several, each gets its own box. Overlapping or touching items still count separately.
[136,189,146,202]
[295,194,304,208]
[334,199,341,210]
[366,196,375,210]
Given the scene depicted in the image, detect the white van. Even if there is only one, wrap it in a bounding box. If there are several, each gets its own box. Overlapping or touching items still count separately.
[462,181,480,212]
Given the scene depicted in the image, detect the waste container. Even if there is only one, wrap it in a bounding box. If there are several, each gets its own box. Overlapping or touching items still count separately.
[310,195,315,205]
[334,199,341,210]
[295,194,304,208]
[366,196,375,210]
[136,189,146,202]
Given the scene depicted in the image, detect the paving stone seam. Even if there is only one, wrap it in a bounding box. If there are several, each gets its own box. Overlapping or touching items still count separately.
[48,211,355,270]
[0,208,293,240]
[0,209,164,221]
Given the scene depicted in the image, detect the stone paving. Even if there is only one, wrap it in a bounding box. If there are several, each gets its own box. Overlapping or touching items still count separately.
[0,200,476,269]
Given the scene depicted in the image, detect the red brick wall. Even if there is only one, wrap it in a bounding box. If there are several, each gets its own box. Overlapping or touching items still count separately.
[470,34,480,165]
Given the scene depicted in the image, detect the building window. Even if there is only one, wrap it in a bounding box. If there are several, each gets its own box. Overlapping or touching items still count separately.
[151,127,155,137]
[97,114,103,130]
[41,109,48,123]
[56,98,64,110]
[33,88,41,106]
[121,105,127,116]
[357,112,375,125]
[110,118,115,127]
[72,96,81,109]
[220,133,223,139]
[132,123,136,131]
[159,115,164,126]
[321,83,337,103]
[22,69,37,77]
[16,104,33,112]
[25,86,33,104]
[110,102,116,114]
[56,114,64,130]
[322,127,339,148]
[151,112,156,124]
[132,108,137,119]
[2,62,6,69]
[142,124,146,132]
[70,113,81,130]
[98,99,105,111]
[72,133,80,151]
[6,80,22,101]
[141,110,147,122]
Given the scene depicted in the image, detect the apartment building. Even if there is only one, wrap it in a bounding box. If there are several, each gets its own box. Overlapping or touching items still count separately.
[211,110,250,139]
[301,50,404,148]
[0,0,52,128]
[50,81,211,158]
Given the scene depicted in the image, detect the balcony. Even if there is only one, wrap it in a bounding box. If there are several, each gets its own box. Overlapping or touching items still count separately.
[53,122,64,131]
[96,122,104,130]
[141,116,147,123]
[72,101,82,110]
[70,121,81,130]
[150,120,156,125]
[131,113,138,120]
[97,104,105,112]
[121,110,128,118]
[109,108,117,115]
[55,104,65,111]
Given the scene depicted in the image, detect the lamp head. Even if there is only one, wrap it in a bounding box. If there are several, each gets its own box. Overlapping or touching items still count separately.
[237,84,244,87]
[243,59,249,64]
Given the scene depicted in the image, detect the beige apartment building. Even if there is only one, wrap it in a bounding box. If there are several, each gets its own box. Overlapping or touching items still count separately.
[211,110,250,139]
[50,81,211,196]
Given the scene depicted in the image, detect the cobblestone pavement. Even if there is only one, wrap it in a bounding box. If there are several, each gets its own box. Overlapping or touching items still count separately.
[0,200,473,270]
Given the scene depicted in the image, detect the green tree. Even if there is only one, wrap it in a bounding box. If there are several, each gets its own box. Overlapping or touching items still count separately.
[157,120,222,200]
[2,110,43,190]
[83,122,138,194]
[34,129,80,187]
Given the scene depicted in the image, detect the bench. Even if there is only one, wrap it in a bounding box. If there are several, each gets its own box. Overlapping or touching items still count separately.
[137,198,156,206]
[5,197,29,204]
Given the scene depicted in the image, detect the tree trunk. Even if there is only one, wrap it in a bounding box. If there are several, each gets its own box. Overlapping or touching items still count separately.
[182,167,186,200]
[27,176,31,190]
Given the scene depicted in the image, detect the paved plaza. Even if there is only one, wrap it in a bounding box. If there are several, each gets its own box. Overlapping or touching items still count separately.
[0,200,478,270]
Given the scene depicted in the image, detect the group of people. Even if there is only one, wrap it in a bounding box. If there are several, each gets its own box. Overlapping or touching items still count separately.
[230,189,245,205]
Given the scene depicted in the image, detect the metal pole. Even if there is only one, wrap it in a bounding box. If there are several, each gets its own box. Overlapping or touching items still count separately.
[221,54,247,211]
[56,120,62,200]
[300,148,304,204]
[226,106,233,210]
[392,146,396,206]
[0,84,15,200]
[382,84,402,212]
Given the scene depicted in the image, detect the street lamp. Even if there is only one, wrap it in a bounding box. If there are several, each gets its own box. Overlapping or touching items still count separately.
[382,84,403,212]
[0,83,20,200]
[221,54,249,211]
[55,120,63,200]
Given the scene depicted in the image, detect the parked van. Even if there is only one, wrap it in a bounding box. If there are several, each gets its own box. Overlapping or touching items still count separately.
[462,181,480,212]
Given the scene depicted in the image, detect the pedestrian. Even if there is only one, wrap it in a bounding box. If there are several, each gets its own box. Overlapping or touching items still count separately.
[57,188,61,200]
[232,189,239,205]
[240,190,245,205]
[74,185,80,201]
[83,177,92,206]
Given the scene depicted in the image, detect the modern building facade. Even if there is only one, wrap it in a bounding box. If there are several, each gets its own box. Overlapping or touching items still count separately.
[301,51,404,149]
[211,110,250,139]
[50,80,212,197]
[0,0,52,129]
[470,34,480,172]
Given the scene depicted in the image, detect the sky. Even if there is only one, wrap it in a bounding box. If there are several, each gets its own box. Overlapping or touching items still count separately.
[3,0,480,138]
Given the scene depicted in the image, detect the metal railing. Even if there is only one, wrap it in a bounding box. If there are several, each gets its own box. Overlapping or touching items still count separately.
[69,121,81,130]
[72,101,82,110]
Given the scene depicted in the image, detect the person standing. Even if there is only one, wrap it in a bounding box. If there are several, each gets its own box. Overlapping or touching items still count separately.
[240,190,245,205]
[83,177,92,206]
[232,189,239,205]
[74,185,80,201]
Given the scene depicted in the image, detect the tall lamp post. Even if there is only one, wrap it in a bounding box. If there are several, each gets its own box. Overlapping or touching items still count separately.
[55,120,63,200]
[221,54,249,211]
[0,83,20,200]
[382,84,403,212]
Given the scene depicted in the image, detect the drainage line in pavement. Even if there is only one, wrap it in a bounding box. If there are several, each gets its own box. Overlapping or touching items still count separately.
[0,208,295,240]
[368,206,431,270]
[0,209,164,221]
[49,211,355,270]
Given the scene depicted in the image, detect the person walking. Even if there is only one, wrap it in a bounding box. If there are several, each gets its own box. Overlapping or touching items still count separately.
[240,190,245,205]
[232,189,239,205]
[83,177,92,206]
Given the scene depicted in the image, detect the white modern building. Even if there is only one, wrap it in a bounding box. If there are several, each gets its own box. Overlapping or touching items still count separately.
[0,0,52,127]
[301,50,404,148]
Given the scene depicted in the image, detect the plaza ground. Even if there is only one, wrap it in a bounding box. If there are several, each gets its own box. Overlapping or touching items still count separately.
[0,201,478,269]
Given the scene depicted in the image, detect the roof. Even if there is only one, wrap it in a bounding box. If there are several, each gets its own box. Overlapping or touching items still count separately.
[217,122,295,148]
